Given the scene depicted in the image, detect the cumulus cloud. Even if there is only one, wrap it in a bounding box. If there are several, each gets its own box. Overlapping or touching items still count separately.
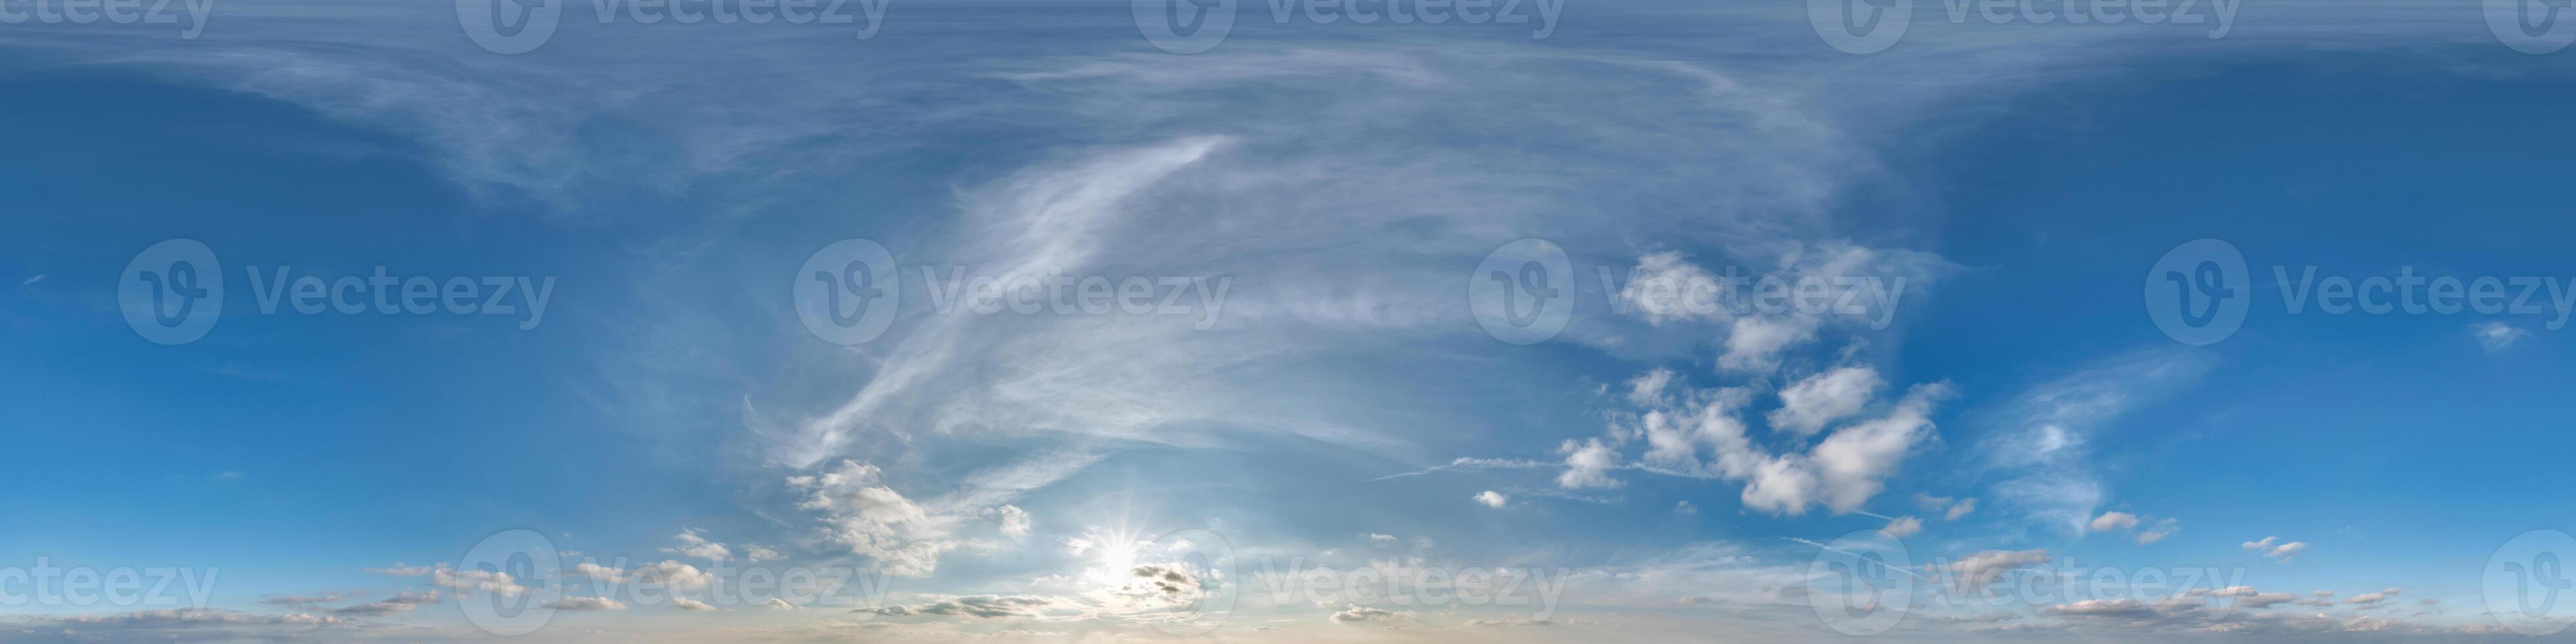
[1473,490,1509,509]
[789,459,961,577]
[1768,366,1883,436]
[665,527,734,560]
[1881,516,1922,538]
[2243,536,2309,563]
[1916,494,1977,520]
[2088,511,2140,533]
[1555,438,1624,490]
[863,595,1063,618]
[674,596,717,610]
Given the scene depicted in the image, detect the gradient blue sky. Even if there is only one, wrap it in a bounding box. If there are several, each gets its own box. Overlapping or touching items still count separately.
[5,0,2576,641]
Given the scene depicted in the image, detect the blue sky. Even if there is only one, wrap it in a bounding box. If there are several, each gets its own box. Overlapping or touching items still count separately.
[5,0,2576,641]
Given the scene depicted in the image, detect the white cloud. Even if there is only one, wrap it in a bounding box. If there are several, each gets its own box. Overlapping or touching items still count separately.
[1473,490,1509,509]
[2473,321,2527,353]
[2242,536,2310,563]
[673,596,716,610]
[1768,366,1883,436]
[2136,518,2180,545]
[636,561,714,591]
[550,596,629,611]
[1881,516,1922,538]
[991,505,1032,539]
[1555,438,1624,490]
[665,527,733,560]
[431,566,528,597]
[1941,549,2051,589]
[1330,604,1415,622]
[2088,511,2140,533]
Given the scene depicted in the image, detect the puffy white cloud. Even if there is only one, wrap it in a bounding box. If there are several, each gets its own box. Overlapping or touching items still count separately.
[1473,490,1509,509]
[2088,511,2140,533]
[665,527,733,560]
[763,597,797,610]
[673,596,716,610]
[571,562,626,582]
[1555,438,1624,490]
[791,459,961,577]
[990,505,1032,539]
[432,566,528,597]
[1768,366,1882,436]
[1880,516,1922,538]
[635,561,714,591]
[2243,536,2309,563]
